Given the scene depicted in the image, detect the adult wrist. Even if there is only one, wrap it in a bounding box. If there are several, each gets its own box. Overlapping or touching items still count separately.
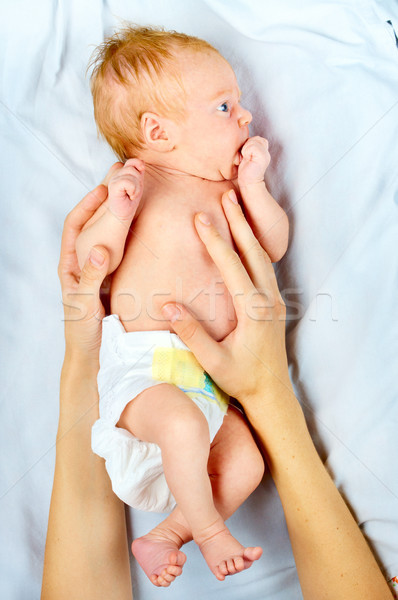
[239,385,307,452]
[239,373,296,415]
[58,354,100,434]
[63,346,100,373]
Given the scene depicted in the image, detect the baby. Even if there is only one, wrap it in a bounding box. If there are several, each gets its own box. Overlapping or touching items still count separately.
[76,26,289,587]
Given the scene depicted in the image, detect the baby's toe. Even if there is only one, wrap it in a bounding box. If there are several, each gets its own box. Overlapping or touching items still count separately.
[157,574,171,587]
[233,556,245,572]
[150,574,161,587]
[227,558,237,574]
[167,565,183,577]
[213,564,225,581]
[169,550,186,567]
[244,546,263,562]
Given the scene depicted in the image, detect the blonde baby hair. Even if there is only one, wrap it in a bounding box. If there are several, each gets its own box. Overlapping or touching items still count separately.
[89,25,220,161]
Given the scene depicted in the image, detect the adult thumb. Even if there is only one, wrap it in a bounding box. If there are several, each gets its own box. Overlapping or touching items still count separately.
[78,246,110,296]
[161,303,221,372]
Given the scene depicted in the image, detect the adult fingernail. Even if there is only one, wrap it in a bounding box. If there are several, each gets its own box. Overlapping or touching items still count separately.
[228,189,238,204]
[89,248,105,267]
[161,303,182,323]
[197,212,211,225]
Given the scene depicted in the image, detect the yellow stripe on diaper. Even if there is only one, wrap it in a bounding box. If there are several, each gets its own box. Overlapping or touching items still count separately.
[152,347,228,412]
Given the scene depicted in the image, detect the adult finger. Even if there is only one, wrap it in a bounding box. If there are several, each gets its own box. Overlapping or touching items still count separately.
[62,245,109,326]
[58,185,109,286]
[221,191,284,305]
[161,303,223,374]
[194,213,255,313]
[63,184,108,235]
[60,184,108,265]
[77,246,110,298]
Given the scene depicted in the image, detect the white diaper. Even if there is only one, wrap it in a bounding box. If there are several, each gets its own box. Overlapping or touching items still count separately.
[91,314,229,513]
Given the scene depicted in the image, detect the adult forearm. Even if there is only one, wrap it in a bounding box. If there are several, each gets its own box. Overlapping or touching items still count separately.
[243,389,392,600]
[160,194,391,598]
[42,357,132,600]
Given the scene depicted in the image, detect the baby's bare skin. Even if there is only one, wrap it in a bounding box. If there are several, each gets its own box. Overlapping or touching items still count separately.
[76,147,286,585]
[111,167,237,340]
[118,390,265,586]
[76,46,288,585]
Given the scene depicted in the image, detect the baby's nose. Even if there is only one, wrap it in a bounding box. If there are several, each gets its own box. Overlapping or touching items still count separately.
[238,107,252,127]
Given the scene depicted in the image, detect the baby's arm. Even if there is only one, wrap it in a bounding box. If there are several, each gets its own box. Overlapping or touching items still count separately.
[237,137,288,262]
[76,159,145,274]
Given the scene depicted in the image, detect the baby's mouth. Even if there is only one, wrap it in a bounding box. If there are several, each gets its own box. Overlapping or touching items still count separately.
[233,140,247,166]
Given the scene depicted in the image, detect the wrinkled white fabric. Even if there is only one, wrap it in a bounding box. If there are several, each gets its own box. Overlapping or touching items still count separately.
[1,1,397,598]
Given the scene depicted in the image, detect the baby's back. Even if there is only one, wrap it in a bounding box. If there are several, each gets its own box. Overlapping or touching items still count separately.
[110,173,237,341]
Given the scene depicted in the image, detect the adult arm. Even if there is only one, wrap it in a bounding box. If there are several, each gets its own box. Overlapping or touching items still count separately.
[161,191,392,600]
[41,183,133,600]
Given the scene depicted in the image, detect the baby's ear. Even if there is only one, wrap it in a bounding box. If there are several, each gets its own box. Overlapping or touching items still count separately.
[141,112,176,152]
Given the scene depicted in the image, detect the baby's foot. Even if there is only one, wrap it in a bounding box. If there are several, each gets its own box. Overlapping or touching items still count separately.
[194,520,262,581]
[132,532,187,587]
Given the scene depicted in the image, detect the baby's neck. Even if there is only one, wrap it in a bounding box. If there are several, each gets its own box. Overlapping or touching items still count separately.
[144,162,207,185]
[143,162,236,189]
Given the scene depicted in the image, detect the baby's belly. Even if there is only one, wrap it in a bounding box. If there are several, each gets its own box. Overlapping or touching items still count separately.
[110,231,237,342]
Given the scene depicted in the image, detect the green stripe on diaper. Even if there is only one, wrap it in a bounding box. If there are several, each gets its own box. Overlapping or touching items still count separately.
[152,347,228,412]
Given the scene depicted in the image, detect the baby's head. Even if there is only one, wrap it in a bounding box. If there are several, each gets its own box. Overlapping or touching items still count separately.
[90,26,217,160]
[90,25,252,180]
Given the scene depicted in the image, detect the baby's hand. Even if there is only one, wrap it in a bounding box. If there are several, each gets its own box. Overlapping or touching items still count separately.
[238,136,270,187]
[107,158,145,221]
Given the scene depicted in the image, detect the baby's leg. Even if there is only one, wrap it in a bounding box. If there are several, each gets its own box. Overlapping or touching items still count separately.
[208,405,266,519]
[192,405,264,579]
[151,406,264,580]
[119,382,217,586]
[122,397,263,584]
[119,382,219,526]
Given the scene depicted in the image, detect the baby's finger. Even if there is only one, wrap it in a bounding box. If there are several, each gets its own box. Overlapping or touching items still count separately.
[194,213,256,311]
[161,303,223,374]
[221,191,283,303]
[121,179,142,205]
[101,162,124,185]
[251,136,269,147]
[124,158,145,173]
[241,143,255,161]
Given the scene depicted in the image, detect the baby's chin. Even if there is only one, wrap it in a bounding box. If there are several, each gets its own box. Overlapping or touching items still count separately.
[191,159,238,182]
[222,162,239,182]
[210,159,239,182]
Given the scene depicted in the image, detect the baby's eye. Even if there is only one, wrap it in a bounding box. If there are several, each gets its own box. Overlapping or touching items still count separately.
[217,102,229,113]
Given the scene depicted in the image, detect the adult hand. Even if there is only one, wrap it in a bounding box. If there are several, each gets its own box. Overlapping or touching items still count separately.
[161,190,294,410]
[58,164,122,360]
[43,165,132,600]
[161,190,393,600]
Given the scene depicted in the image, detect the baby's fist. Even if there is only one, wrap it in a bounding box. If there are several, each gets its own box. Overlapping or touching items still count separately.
[238,136,270,187]
[107,158,145,221]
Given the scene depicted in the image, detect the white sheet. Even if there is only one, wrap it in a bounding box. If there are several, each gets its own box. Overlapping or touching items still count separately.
[1,1,397,598]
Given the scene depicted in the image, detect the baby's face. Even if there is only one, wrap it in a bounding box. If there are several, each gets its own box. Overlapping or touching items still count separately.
[171,50,252,181]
